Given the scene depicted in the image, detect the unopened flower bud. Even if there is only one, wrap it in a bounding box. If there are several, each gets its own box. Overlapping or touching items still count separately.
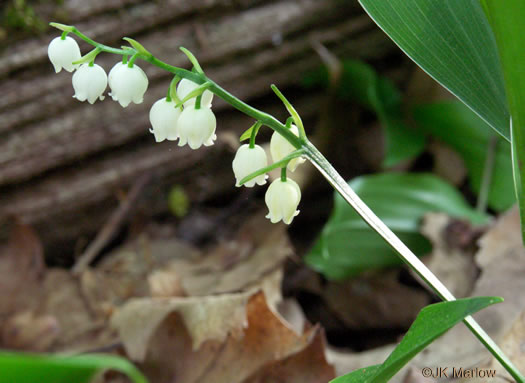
[177,78,213,108]
[149,97,182,142]
[72,63,107,104]
[108,62,149,107]
[177,107,217,149]
[270,124,306,171]
[265,178,301,224]
[232,144,268,187]
[48,36,81,73]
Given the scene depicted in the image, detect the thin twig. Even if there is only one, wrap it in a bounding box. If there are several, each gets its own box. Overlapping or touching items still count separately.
[72,173,151,275]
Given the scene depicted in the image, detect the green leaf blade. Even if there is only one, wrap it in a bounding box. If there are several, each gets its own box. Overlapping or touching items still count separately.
[358,0,510,141]
[413,101,514,211]
[372,297,502,382]
[0,352,147,383]
[306,173,490,280]
[480,0,525,243]
[331,297,502,383]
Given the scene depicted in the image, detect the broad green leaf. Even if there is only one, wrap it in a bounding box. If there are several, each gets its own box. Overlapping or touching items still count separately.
[331,297,502,383]
[305,173,489,280]
[0,352,147,383]
[358,0,510,141]
[413,101,514,211]
[303,60,425,166]
[480,0,525,242]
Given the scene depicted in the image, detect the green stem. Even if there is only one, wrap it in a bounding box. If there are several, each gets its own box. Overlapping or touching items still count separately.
[238,148,305,186]
[167,76,181,103]
[61,31,67,40]
[195,95,202,110]
[285,116,294,130]
[128,53,139,68]
[66,28,300,149]
[303,140,524,383]
[144,56,302,149]
[71,27,131,56]
[249,121,262,149]
[281,167,287,182]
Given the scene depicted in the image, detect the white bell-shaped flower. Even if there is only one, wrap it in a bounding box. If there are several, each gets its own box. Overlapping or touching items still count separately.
[232,144,268,187]
[265,178,301,224]
[176,78,213,108]
[48,36,81,73]
[108,62,149,107]
[177,107,217,149]
[149,97,182,142]
[108,61,124,88]
[72,63,107,104]
[270,124,306,171]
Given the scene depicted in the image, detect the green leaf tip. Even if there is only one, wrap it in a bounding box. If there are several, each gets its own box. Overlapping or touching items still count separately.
[330,297,502,383]
[179,47,204,74]
[239,121,262,142]
[357,0,510,141]
[72,47,102,65]
[270,84,306,139]
[239,128,253,142]
[49,22,75,33]
[123,37,151,56]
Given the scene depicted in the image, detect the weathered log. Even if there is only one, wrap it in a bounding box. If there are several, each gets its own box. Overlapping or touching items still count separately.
[0,0,400,254]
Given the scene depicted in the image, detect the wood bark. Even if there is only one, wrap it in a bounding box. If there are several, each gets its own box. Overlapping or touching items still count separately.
[0,0,399,253]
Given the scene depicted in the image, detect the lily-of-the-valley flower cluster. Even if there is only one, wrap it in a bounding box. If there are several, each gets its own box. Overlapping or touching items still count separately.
[47,27,306,224]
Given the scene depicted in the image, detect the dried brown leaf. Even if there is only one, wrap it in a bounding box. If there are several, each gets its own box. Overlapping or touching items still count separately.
[148,269,186,298]
[420,213,479,298]
[1,311,59,351]
[243,327,335,383]
[125,291,327,383]
[111,291,253,360]
[0,221,44,315]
